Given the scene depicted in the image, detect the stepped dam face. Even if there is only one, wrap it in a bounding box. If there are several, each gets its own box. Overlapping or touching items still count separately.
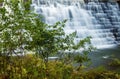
[31,0,120,48]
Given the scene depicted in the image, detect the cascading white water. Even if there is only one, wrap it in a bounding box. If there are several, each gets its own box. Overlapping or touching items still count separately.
[31,0,120,48]
[85,1,120,47]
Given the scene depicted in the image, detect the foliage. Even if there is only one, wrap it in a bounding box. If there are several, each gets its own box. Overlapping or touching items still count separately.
[71,66,120,79]
[0,1,100,79]
[109,58,120,67]
[0,1,35,56]
[1,55,120,79]
[0,0,3,3]
[108,58,120,73]
[0,0,94,64]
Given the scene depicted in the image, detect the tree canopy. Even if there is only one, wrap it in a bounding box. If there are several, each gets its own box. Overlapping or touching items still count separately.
[0,1,94,64]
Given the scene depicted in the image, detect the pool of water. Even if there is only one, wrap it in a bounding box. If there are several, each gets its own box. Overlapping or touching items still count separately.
[88,45,120,70]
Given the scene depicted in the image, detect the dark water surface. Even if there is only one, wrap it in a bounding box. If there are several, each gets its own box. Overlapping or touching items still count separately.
[88,45,120,70]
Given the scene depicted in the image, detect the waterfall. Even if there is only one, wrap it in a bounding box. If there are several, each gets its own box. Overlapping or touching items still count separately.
[31,0,120,48]
[85,1,120,48]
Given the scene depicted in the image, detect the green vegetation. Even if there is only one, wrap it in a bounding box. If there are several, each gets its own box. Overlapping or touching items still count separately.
[0,0,93,63]
[0,0,3,3]
[109,58,120,67]
[1,55,120,79]
[108,58,120,73]
[0,1,120,79]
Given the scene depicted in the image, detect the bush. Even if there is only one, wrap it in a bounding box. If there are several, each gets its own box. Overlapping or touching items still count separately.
[1,55,120,79]
[109,58,120,67]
